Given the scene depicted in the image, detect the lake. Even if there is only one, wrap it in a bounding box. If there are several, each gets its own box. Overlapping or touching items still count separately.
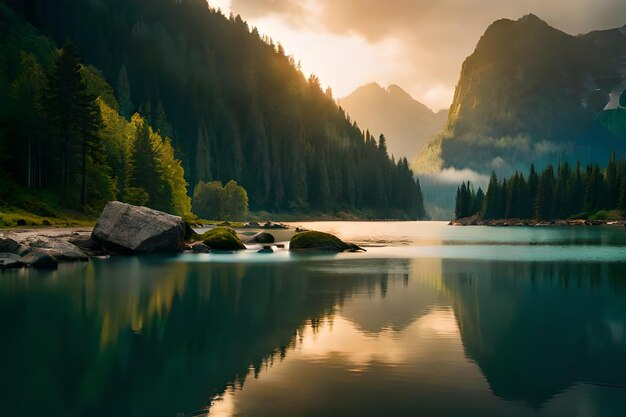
[1,222,626,417]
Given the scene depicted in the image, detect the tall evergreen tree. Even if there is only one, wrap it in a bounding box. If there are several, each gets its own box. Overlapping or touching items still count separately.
[528,164,539,205]
[606,150,618,209]
[8,52,47,189]
[535,165,555,220]
[45,40,102,210]
[473,187,485,216]
[128,115,161,208]
[116,64,133,119]
[378,134,388,157]
[483,172,501,220]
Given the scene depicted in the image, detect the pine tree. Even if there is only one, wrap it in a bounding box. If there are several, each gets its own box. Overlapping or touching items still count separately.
[483,172,501,220]
[45,40,84,191]
[378,134,388,157]
[116,64,134,119]
[569,162,584,215]
[455,186,462,220]
[620,176,626,216]
[584,165,606,213]
[535,165,555,220]
[606,150,618,209]
[473,187,485,216]
[528,164,539,205]
[459,182,468,218]
[45,40,103,210]
[554,162,571,219]
[413,177,426,219]
[155,101,173,138]
[128,115,161,207]
[9,52,47,188]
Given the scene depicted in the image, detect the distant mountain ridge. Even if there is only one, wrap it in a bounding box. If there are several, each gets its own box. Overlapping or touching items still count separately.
[339,83,448,160]
[413,14,626,176]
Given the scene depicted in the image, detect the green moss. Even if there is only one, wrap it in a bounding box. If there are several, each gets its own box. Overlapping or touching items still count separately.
[197,227,245,251]
[290,231,363,252]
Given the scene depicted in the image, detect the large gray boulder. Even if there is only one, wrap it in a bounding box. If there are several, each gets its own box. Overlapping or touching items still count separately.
[92,201,187,253]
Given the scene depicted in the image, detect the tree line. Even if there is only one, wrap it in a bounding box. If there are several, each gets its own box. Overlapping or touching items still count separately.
[4,0,428,219]
[455,152,626,220]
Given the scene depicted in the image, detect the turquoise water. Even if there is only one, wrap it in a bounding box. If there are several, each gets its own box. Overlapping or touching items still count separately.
[1,222,625,416]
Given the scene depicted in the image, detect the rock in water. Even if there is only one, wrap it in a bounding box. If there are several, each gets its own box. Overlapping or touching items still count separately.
[21,250,58,269]
[289,231,365,252]
[0,253,24,269]
[25,236,89,262]
[191,243,211,253]
[198,228,246,251]
[245,232,275,244]
[257,245,274,253]
[0,234,28,255]
[92,201,187,253]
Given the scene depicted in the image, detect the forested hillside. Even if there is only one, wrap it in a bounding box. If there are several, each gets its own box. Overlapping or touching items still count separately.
[2,0,426,219]
[0,2,190,222]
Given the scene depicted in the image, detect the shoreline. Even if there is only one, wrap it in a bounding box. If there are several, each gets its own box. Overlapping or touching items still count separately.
[4,216,626,238]
[449,217,626,227]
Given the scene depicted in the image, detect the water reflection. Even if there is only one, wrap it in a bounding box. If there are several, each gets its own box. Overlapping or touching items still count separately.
[1,254,626,417]
[445,260,626,407]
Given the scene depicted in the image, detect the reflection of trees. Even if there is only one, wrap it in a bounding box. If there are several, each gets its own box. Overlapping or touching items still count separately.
[0,257,402,417]
[337,258,447,334]
[444,260,626,407]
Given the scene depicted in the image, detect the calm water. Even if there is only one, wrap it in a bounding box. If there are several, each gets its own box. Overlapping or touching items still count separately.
[1,222,626,417]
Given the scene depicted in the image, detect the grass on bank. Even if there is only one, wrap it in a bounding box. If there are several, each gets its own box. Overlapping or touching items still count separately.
[0,207,95,228]
[0,179,96,228]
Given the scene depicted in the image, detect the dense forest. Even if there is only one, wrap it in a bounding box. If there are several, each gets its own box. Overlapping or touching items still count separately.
[1,0,427,220]
[0,3,190,219]
[455,151,626,221]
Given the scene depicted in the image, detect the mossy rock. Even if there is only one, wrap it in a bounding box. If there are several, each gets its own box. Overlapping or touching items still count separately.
[289,231,364,252]
[198,227,246,251]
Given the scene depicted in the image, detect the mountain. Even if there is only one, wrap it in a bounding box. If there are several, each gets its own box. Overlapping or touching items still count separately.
[413,14,626,176]
[339,83,448,160]
[1,0,427,219]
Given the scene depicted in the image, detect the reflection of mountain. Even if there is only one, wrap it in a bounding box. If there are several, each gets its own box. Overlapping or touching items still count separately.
[0,257,407,417]
[337,258,447,333]
[443,260,626,407]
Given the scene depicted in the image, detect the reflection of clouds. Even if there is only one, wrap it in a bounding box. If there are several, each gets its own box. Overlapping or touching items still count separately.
[207,307,496,417]
[337,260,447,333]
[299,316,409,366]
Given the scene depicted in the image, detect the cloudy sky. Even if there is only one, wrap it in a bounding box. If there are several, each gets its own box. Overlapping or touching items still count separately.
[209,0,626,111]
